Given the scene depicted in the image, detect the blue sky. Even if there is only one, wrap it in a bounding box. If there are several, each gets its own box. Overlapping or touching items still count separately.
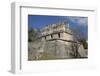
[28,15,88,39]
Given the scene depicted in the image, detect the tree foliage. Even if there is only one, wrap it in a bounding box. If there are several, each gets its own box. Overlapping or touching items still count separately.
[71,26,88,49]
[28,27,38,42]
[79,39,88,49]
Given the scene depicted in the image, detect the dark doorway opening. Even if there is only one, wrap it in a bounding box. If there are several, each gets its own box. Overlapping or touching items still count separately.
[51,34,53,38]
[58,33,60,38]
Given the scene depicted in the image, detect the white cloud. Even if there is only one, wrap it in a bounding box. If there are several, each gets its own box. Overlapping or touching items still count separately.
[67,17,88,26]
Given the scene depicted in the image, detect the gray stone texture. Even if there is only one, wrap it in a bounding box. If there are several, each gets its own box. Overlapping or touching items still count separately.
[28,39,87,60]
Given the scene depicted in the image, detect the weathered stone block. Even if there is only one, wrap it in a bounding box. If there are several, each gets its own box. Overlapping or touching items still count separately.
[53,34,59,39]
[46,35,51,40]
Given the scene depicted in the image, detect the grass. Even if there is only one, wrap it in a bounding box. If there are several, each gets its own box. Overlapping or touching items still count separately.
[28,52,88,61]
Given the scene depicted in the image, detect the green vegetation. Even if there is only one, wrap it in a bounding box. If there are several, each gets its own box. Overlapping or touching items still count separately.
[79,39,88,49]
[28,28,39,42]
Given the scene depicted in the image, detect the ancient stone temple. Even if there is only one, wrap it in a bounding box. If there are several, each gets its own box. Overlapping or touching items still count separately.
[28,21,87,60]
[40,22,74,41]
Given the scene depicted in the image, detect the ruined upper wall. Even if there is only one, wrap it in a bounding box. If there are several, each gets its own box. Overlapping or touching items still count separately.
[40,21,72,36]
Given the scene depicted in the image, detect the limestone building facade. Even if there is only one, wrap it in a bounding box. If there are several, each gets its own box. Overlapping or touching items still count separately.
[28,21,87,60]
[40,22,74,41]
